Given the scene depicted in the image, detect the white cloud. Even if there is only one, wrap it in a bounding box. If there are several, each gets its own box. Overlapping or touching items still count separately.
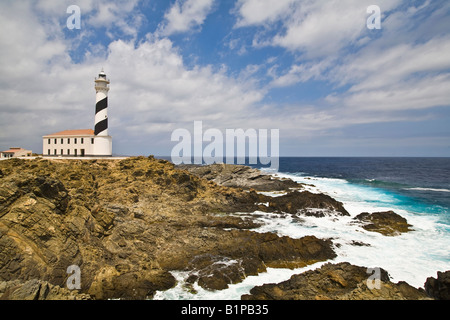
[248,0,450,116]
[339,73,450,112]
[335,37,450,91]
[234,0,403,57]
[1,0,449,156]
[268,58,334,87]
[0,1,266,155]
[86,0,144,38]
[106,38,265,126]
[233,0,296,27]
[158,0,215,36]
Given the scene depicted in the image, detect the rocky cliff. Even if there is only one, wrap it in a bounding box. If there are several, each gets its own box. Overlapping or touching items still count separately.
[0,157,336,299]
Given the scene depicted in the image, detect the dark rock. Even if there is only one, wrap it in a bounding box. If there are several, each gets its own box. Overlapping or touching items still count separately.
[354,211,413,236]
[425,270,450,300]
[349,240,371,247]
[267,191,350,217]
[178,163,302,191]
[186,255,246,291]
[242,262,430,300]
[172,232,337,291]
[196,215,261,230]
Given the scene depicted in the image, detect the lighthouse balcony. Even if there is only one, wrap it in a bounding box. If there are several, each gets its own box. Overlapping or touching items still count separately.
[95,76,110,82]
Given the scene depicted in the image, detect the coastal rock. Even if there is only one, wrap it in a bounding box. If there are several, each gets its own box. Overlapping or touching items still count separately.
[354,211,413,236]
[157,231,336,291]
[266,191,350,217]
[177,163,302,191]
[0,279,92,300]
[242,262,430,300]
[0,157,337,299]
[425,270,450,300]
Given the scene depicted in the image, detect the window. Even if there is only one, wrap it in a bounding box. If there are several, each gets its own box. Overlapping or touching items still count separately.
[68,138,70,144]
[91,138,94,144]
[61,138,64,144]
[74,138,77,144]
[54,149,57,155]
[54,139,57,144]
[48,149,50,155]
[61,149,63,155]
[74,149,78,156]
[48,139,50,144]
[67,149,70,155]
[81,138,84,144]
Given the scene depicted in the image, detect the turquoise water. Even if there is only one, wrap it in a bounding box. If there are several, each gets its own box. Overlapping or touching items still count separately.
[255,157,450,224]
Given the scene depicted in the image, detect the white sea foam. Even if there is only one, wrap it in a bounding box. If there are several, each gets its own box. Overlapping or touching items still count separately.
[406,187,450,193]
[266,173,450,287]
[153,262,330,300]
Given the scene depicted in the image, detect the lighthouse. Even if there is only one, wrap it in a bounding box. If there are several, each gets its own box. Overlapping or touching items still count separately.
[42,69,113,157]
[92,69,112,156]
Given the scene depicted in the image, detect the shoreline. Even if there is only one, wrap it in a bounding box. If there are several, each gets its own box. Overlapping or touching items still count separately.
[0,157,448,300]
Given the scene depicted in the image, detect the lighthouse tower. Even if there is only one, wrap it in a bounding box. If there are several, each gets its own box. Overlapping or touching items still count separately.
[93,69,112,156]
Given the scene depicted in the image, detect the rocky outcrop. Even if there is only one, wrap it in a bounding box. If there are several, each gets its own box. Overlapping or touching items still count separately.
[0,157,336,299]
[178,164,349,217]
[178,163,302,191]
[354,211,413,236]
[182,234,336,290]
[0,279,92,300]
[242,262,431,300]
[425,270,450,300]
[266,191,350,217]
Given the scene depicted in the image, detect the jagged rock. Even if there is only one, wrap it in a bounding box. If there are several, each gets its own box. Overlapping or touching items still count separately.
[425,270,450,300]
[178,163,302,191]
[266,191,350,217]
[242,262,431,300]
[354,211,413,236]
[0,279,92,300]
[180,233,336,291]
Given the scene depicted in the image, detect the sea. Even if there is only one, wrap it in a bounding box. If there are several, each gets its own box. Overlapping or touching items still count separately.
[154,157,450,300]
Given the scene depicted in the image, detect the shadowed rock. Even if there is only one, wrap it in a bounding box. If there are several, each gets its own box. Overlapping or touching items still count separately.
[425,270,450,300]
[242,262,431,300]
[354,211,413,236]
[177,163,302,191]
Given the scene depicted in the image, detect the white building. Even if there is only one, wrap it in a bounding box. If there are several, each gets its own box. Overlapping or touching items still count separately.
[42,129,95,157]
[43,69,112,157]
[0,147,32,159]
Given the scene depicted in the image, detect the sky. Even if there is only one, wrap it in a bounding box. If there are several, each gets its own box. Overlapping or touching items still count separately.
[0,0,449,157]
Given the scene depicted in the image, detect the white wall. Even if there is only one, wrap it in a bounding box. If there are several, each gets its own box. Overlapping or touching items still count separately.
[42,135,95,156]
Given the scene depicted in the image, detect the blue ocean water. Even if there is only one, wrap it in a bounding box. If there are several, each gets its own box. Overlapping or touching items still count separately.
[255,157,450,223]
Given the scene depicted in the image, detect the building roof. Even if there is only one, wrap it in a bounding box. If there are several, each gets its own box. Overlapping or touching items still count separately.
[1,147,31,153]
[44,129,95,137]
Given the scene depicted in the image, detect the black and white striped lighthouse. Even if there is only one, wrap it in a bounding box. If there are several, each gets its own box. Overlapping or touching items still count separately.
[94,69,109,136]
[93,69,112,156]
